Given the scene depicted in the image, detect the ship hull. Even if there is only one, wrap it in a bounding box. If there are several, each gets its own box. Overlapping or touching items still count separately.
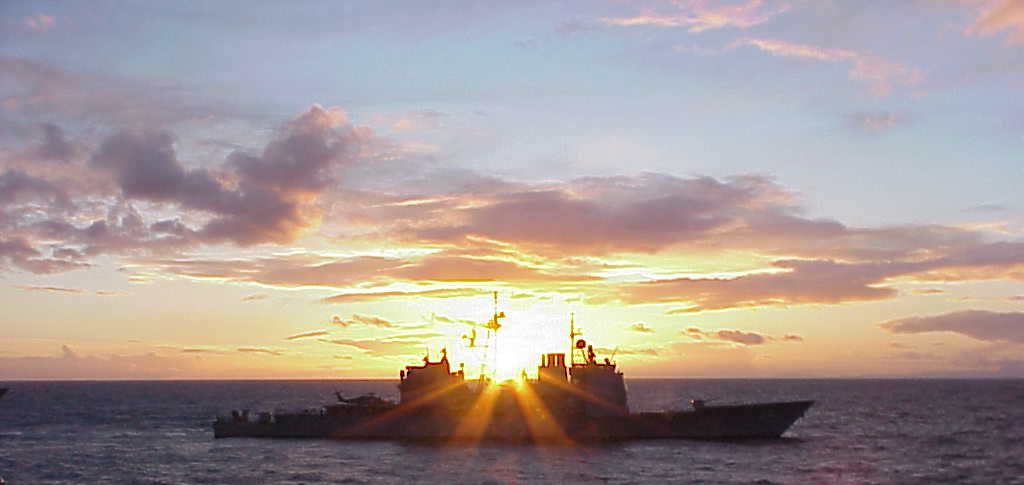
[213,400,813,442]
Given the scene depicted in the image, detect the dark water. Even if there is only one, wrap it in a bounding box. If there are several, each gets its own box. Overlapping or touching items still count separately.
[1,380,1023,484]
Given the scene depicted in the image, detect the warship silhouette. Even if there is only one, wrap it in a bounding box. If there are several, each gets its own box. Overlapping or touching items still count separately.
[215,295,813,442]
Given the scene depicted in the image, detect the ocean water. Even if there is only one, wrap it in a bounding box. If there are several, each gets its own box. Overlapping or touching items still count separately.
[1,379,1023,484]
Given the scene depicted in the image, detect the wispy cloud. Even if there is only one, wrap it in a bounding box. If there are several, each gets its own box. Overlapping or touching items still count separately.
[880,310,1024,343]
[330,314,395,328]
[236,347,283,356]
[430,313,480,326]
[965,203,1008,213]
[181,348,224,354]
[966,0,1024,45]
[0,57,233,125]
[284,330,329,341]
[846,111,914,134]
[732,38,923,96]
[22,14,56,33]
[320,332,443,356]
[683,327,768,345]
[629,322,656,333]
[138,251,588,290]
[321,288,489,304]
[14,284,84,294]
[0,345,198,379]
[599,0,789,32]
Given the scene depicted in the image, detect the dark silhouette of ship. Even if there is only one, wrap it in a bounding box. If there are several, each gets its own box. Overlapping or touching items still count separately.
[0,388,6,400]
[215,296,813,442]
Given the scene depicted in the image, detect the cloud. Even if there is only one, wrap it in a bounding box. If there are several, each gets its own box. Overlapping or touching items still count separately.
[0,345,198,379]
[880,310,1024,343]
[682,327,798,345]
[241,293,267,302]
[599,0,789,32]
[135,250,586,290]
[732,38,922,96]
[966,0,1024,45]
[321,288,489,304]
[90,105,362,246]
[629,259,920,311]
[22,14,55,33]
[236,347,283,356]
[284,330,329,341]
[620,240,1024,312]
[180,348,223,354]
[715,329,767,345]
[368,110,446,132]
[629,322,655,333]
[320,332,443,356]
[13,285,84,294]
[594,346,659,357]
[0,236,89,274]
[366,174,788,255]
[36,123,77,161]
[386,253,598,283]
[0,169,67,206]
[630,341,758,377]
[1,104,369,276]
[0,57,232,126]
[846,112,914,134]
[121,166,1024,313]
[330,314,395,328]
[683,327,767,345]
[965,203,1007,213]
[346,172,985,263]
[431,313,479,326]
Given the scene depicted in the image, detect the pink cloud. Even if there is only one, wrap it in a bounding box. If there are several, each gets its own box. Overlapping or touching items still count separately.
[966,0,1024,45]
[880,310,1024,343]
[0,105,369,274]
[733,38,922,96]
[139,251,590,290]
[847,111,914,134]
[321,288,489,304]
[348,173,980,262]
[0,58,233,125]
[735,38,859,62]
[620,241,1024,312]
[599,0,789,32]
[22,14,55,33]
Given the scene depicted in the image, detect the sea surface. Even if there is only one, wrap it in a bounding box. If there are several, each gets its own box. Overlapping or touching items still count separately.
[1,379,1023,484]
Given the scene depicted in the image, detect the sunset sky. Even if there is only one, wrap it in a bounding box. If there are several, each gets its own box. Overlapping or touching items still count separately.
[2,0,1023,379]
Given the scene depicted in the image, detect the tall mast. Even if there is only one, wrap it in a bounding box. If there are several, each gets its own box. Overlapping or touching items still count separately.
[492,291,498,380]
[569,312,578,366]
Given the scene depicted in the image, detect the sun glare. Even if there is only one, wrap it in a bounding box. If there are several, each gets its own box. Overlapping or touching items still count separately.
[437,297,571,382]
